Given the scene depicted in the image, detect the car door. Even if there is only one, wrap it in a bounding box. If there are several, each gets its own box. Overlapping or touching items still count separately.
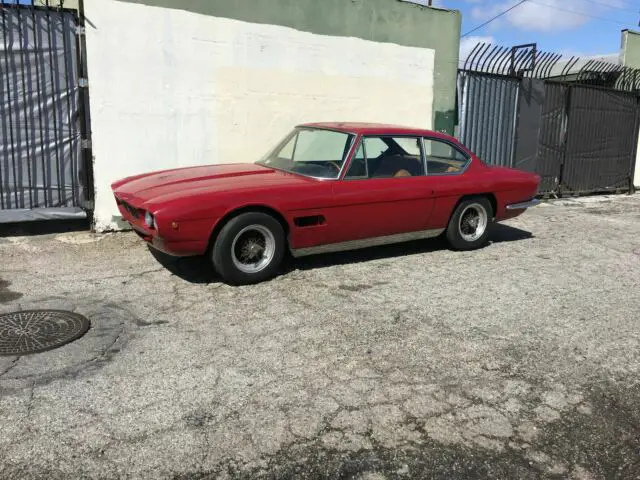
[421,136,476,230]
[328,135,437,245]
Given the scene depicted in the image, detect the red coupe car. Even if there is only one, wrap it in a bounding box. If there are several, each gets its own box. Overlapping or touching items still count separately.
[112,123,540,285]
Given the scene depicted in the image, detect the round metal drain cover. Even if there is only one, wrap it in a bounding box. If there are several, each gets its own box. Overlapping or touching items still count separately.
[0,310,90,356]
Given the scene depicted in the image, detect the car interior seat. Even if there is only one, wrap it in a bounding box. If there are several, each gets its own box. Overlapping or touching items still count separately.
[369,154,423,178]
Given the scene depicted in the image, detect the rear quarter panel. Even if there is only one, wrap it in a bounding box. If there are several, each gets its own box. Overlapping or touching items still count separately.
[489,167,540,221]
[428,161,539,228]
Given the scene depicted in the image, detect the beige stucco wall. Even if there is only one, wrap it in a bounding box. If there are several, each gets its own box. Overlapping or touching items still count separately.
[621,30,640,188]
[85,0,437,231]
[621,30,640,69]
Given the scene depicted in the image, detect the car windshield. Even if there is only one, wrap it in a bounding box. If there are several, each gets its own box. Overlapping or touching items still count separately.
[256,127,354,179]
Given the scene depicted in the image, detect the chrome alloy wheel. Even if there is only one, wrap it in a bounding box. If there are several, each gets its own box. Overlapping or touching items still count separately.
[458,203,488,242]
[231,224,276,274]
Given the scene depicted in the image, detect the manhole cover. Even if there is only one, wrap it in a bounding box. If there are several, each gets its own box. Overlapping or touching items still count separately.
[0,310,90,356]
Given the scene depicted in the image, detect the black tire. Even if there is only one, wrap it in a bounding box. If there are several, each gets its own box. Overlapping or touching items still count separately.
[211,212,285,285]
[446,196,493,251]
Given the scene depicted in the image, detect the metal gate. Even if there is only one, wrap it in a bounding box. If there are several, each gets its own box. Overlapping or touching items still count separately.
[536,82,567,193]
[458,42,640,196]
[561,85,639,194]
[0,1,92,223]
[457,71,521,167]
[457,43,562,170]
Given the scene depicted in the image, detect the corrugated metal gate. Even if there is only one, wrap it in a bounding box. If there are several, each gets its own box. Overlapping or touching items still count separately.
[561,85,639,194]
[536,82,567,193]
[457,43,562,174]
[458,43,640,196]
[457,72,520,167]
[0,1,92,223]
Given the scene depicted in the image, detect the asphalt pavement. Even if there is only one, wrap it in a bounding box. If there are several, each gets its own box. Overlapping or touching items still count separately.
[1,194,639,479]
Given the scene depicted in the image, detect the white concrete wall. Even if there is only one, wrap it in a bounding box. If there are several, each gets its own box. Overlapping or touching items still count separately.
[85,0,436,231]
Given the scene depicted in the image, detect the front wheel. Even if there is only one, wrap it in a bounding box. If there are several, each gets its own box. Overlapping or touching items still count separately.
[446,197,493,250]
[211,212,285,285]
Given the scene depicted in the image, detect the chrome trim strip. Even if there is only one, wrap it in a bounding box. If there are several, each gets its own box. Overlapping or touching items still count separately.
[506,199,541,210]
[290,228,445,258]
[336,134,360,180]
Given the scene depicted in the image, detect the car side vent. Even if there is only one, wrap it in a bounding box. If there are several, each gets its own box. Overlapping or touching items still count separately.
[294,215,325,228]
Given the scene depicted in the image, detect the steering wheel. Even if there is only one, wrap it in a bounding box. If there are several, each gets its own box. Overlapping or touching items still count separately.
[329,161,342,173]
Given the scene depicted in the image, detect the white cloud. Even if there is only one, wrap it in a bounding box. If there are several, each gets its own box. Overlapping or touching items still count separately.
[471,0,629,33]
[459,35,496,65]
[557,49,618,61]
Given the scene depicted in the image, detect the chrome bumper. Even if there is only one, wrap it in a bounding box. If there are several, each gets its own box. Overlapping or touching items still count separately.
[506,199,541,210]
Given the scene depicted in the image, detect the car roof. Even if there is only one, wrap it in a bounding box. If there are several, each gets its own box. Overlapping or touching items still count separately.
[298,122,454,139]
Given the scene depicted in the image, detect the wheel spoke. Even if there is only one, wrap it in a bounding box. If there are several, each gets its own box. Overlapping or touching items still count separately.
[231,224,277,274]
[458,203,488,242]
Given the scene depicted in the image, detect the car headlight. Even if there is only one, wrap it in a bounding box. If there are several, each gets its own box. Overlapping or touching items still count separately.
[144,211,155,229]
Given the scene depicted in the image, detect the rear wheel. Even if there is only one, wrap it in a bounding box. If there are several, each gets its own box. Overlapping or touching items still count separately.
[212,212,285,285]
[446,197,493,250]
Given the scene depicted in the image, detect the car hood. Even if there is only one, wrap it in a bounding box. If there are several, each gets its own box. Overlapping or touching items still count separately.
[112,163,314,206]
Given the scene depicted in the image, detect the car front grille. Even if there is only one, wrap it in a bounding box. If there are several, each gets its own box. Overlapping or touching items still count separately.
[114,195,142,220]
[121,200,140,219]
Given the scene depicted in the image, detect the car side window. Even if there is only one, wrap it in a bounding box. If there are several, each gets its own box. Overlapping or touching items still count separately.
[344,142,367,179]
[363,137,387,158]
[423,138,470,175]
[278,136,295,160]
[345,136,425,179]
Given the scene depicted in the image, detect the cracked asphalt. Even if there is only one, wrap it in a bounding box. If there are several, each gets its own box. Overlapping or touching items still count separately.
[1,194,639,479]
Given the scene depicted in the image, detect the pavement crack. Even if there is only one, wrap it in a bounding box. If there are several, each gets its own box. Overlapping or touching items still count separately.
[105,329,123,355]
[0,357,20,377]
[25,381,36,427]
[86,323,125,366]
[200,428,211,467]
[137,267,165,277]
[86,268,165,284]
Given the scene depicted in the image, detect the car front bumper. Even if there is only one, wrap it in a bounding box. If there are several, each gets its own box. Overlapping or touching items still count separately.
[129,226,204,257]
[506,199,541,210]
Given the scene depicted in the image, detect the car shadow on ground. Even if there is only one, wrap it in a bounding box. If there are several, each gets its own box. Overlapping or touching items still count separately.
[149,223,533,284]
[148,247,219,284]
[293,223,533,271]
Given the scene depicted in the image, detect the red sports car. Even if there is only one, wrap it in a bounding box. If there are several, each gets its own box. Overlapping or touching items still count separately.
[112,123,540,285]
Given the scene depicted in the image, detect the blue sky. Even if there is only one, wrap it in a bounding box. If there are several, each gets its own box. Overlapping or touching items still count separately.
[427,0,639,60]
